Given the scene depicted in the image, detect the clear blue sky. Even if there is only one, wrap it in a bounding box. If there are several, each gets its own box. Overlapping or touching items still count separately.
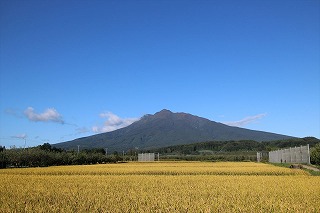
[1,0,319,148]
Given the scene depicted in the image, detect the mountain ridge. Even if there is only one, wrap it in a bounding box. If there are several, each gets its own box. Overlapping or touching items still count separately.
[54,109,294,152]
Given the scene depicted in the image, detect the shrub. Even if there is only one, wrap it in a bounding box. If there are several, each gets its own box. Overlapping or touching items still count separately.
[310,143,320,165]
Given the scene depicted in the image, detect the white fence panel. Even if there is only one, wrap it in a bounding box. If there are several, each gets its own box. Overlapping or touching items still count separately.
[138,153,155,161]
[268,145,310,164]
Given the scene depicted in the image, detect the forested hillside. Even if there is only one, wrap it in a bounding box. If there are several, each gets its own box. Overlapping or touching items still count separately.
[147,137,320,154]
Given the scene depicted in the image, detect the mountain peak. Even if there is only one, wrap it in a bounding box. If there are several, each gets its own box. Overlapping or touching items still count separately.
[155,109,173,116]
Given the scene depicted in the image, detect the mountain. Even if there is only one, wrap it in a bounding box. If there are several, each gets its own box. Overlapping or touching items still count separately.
[53,109,294,152]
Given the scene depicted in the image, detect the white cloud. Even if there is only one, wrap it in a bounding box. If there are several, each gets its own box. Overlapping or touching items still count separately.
[92,112,139,133]
[223,113,267,127]
[24,107,64,124]
[11,133,27,139]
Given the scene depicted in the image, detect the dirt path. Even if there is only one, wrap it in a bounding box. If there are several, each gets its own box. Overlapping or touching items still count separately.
[300,164,320,172]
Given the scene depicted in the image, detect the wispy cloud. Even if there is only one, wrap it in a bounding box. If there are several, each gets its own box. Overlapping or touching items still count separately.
[75,127,90,134]
[24,107,64,124]
[223,113,267,127]
[5,108,23,118]
[92,112,139,133]
[11,133,27,139]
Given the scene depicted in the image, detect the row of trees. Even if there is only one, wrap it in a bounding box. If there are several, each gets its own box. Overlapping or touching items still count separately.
[311,143,320,165]
[160,154,257,162]
[146,137,320,165]
[150,137,320,155]
[1,140,319,168]
[0,143,123,168]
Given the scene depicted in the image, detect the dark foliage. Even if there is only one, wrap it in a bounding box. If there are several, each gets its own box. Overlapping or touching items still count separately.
[310,143,320,165]
[0,143,120,168]
[159,154,257,162]
[2,137,319,168]
[148,137,320,155]
[0,146,7,169]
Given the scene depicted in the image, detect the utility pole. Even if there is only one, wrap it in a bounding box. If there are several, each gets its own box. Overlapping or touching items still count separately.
[105,148,108,156]
[77,145,80,154]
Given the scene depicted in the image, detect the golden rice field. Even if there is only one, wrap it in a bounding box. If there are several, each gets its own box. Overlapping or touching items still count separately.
[1,162,319,212]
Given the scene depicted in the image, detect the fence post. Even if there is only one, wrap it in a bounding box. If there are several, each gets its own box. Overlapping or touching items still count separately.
[300,145,302,163]
[307,144,310,164]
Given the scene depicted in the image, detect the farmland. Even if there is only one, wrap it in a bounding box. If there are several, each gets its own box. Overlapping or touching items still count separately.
[1,162,320,212]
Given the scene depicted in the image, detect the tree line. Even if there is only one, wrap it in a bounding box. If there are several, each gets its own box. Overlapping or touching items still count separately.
[0,143,123,168]
[160,153,258,162]
[149,137,320,154]
[147,137,320,165]
[1,137,319,168]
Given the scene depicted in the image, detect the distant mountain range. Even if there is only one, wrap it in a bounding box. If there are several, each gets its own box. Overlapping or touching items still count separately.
[54,109,294,152]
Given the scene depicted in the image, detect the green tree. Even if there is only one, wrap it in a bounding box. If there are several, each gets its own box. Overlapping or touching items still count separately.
[39,143,52,151]
[310,143,320,165]
[0,147,7,168]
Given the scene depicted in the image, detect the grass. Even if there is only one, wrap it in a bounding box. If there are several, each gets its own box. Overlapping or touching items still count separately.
[269,162,320,176]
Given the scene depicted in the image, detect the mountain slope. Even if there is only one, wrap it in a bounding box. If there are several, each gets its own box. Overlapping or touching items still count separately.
[54,109,294,152]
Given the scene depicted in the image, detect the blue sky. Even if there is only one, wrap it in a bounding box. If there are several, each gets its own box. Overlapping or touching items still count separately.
[1,0,319,148]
